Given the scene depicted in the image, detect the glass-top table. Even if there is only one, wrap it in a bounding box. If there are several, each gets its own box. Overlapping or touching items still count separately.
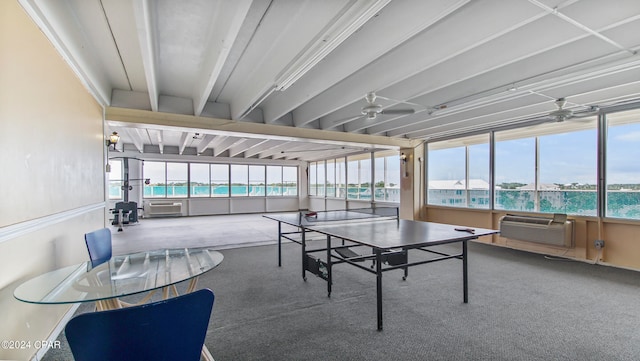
[14,248,224,308]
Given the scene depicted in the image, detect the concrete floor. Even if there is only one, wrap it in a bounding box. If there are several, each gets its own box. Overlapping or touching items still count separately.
[111,213,283,255]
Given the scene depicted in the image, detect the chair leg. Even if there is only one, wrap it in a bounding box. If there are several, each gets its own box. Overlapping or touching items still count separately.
[202,344,215,361]
[186,277,199,293]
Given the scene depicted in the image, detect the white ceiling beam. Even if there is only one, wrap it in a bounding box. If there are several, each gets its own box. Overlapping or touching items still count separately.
[263,142,314,160]
[360,20,640,135]
[361,12,640,138]
[338,3,640,135]
[132,0,159,112]
[208,135,229,150]
[256,142,304,159]
[196,134,217,155]
[224,1,357,120]
[105,107,415,149]
[123,128,145,153]
[528,0,637,56]
[156,129,164,154]
[244,140,286,158]
[193,0,252,116]
[376,56,640,137]
[178,132,190,155]
[272,0,392,93]
[228,138,266,157]
[214,138,247,157]
[290,0,549,127]
[262,0,468,125]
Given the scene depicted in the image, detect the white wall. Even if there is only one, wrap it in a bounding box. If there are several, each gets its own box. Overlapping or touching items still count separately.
[0,2,106,360]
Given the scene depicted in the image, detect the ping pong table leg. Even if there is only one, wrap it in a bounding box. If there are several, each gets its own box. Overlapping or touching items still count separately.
[302,228,307,281]
[326,235,332,297]
[278,221,282,267]
[463,240,468,303]
[375,248,383,331]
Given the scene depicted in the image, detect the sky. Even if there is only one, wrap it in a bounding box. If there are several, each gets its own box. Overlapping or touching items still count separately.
[429,122,640,186]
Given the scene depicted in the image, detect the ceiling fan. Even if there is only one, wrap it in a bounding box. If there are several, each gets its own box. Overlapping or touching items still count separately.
[333,92,416,125]
[546,97,599,122]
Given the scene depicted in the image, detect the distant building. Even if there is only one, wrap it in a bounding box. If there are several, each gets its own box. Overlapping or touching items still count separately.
[428,179,490,189]
[428,179,490,208]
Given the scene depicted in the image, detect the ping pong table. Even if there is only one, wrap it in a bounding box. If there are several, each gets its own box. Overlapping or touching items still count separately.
[263,208,498,330]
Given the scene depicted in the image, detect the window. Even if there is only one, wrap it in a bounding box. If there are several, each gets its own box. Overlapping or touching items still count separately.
[494,135,535,211]
[336,158,346,198]
[211,164,229,197]
[267,166,283,196]
[142,162,296,199]
[426,107,640,218]
[267,166,298,196]
[312,157,346,199]
[347,154,371,200]
[309,162,317,196]
[360,157,371,200]
[317,160,326,197]
[166,163,188,198]
[428,134,489,208]
[326,159,336,197]
[538,126,597,215]
[190,163,210,197]
[282,166,298,196]
[494,121,597,214]
[374,151,400,202]
[249,165,265,196]
[606,109,640,219]
[468,143,490,208]
[231,164,248,196]
[108,159,123,200]
[144,161,167,198]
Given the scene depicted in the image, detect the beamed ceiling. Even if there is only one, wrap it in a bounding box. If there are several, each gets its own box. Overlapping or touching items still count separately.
[22,0,640,161]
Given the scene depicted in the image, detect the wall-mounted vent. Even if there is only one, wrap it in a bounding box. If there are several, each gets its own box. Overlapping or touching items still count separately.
[147,202,183,217]
[499,214,573,248]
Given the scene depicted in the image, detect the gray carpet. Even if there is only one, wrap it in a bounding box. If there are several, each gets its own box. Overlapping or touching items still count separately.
[42,238,640,361]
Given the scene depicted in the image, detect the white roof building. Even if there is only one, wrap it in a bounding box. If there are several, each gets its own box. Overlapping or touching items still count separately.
[428,179,490,189]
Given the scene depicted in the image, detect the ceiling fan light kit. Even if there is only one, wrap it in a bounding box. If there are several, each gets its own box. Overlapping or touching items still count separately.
[548,97,599,122]
[351,91,417,121]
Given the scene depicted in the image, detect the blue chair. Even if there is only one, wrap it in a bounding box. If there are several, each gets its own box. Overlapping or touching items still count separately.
[65,288,215,361]
[84,228,112,268]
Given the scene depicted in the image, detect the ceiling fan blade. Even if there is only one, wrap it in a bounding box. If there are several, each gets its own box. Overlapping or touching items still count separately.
[375,95,424,108]
[380,108,415,115]
[571,106,600,118]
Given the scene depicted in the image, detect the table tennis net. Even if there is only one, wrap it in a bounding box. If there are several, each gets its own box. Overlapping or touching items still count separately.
[300,207,398,223]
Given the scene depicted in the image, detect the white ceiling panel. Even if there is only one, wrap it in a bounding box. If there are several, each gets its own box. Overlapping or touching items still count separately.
[21,0,640,161]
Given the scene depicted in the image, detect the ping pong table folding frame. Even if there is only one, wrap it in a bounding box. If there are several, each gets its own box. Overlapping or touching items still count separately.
[263,208,498,330]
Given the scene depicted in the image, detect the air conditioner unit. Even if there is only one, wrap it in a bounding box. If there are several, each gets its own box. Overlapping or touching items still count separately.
[147,202,183,217]
[499,213,573,248]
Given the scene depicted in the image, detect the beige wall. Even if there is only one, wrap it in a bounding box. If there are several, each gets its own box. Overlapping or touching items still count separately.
[0,1,105,360]
[424,206,640,271]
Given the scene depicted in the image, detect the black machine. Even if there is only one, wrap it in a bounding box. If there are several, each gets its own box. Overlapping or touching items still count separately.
[112,201,138,231]
[110,157,146,231]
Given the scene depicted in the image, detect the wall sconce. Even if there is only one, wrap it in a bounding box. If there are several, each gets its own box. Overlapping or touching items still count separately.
[400,153,408,178]
[106,132,120,149]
